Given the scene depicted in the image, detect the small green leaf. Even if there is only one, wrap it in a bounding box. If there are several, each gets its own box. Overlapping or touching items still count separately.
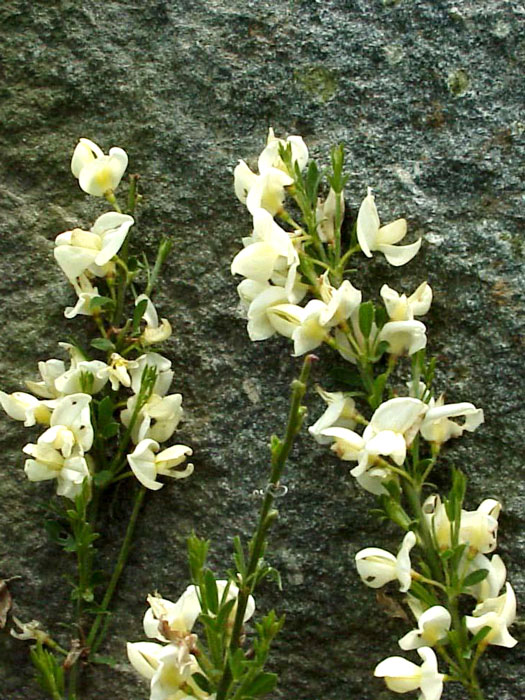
[216,597,237,631]
[371,340,390,361]
[90,338,116,352]
[91,655,117,667]
[374,305,388,330]
[93,470,113,487]
[132,298,149,333]
[233,536,246,576]
[243,672,278,697]
[228,648,246,680]
[463,568,489,589]
[304,160,321,203]
[192,672,211,693]
[358,301,374,339]
[203,569,219,614]
[409,581,439,607]
[89,296,115,311]
[469,625,492,648]
[101,421,120,439]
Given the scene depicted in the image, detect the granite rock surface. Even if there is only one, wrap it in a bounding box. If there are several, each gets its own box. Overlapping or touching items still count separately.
[0,1,523,699]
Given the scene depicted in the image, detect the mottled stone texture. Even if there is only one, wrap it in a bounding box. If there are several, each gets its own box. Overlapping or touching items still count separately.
[0,1,523,698]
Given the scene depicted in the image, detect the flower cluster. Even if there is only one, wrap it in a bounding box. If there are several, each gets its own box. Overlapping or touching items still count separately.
[230,131,518,700]
[127,583,255,700]
[0,139,192,499]
[231,129,427,361]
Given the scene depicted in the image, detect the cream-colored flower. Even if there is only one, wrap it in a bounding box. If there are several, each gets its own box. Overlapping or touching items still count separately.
[0,391,51,427]
[245,286,299,341]
[291,299,332,356]
[23,442,90,499]
[71,138,128,196]
[357,188,421,266]
[420,398,484,444]
[121,393,184,445]
[355,531,417,592]
[308,387,357,444]
[25,358,66,399]
[144,581,255,643]
[52,343,109,396]
[129,353,174,397]
[318,273,362,327]
[379,320,427,356]
[399,606,451,650]
[462,553,506,602]
[316,188,344,243]
[323,397,426,494]
[135,295,172,346]
[245,168,295,216]
[257,127,309,174]
[127,439,193,490]
[374,647,444,700]
[54,212,134,282]
[40,393,94,456]
[381,282,432,321]
[107,353,139,391]
[231,208,297,282]
[466,583,517,648]
[423,494,501,555]
[64,274,100,319]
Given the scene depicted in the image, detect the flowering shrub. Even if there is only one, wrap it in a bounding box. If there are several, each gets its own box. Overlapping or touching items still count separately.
[0,131,517,700]
[227,129,517,700]
[0,139,193,698]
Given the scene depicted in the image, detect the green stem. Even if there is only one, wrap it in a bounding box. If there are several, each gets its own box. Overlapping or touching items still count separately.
[145,238,173,298]
[215,356,314,700]
[85,486,147,655]
[104,191,122,213]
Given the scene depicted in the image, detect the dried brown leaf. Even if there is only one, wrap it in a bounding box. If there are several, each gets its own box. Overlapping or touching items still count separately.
[0,579,13,628]
[376,590,410,622]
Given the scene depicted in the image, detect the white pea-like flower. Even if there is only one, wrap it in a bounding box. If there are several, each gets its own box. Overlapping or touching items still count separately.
[398,606,451,650]
[322,397,427,494]
[127,439,193,490]
[135,295,172,346]
[462,553,506,602]
[318,273,362,327]
[257,127,309,174]
[23,443,90,500]
[127,640,199,699]
[316,188,344,243]
[357,188,421,266]
[64,274,100,319]
[25,358,66,399]
[381,282,432,321]
[233,129,307,216]
[231,208,297,283]
[0,391,51,427]
[121,393,184,444]
[465,583,518,648]
[291,299,331,356]
[420,398,484,444]
[54,212,134,282]
[38,393,94,456]
[71,138,128,196]
[308,387,357,444]
[374,647,444,700]
[129,353,174,397]
[378,320,427,356]
[423,494,501,555]
[355,531,417,592]
[144,582,255,643]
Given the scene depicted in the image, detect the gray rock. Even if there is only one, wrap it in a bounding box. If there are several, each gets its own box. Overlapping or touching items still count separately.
[0,1,523,698]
